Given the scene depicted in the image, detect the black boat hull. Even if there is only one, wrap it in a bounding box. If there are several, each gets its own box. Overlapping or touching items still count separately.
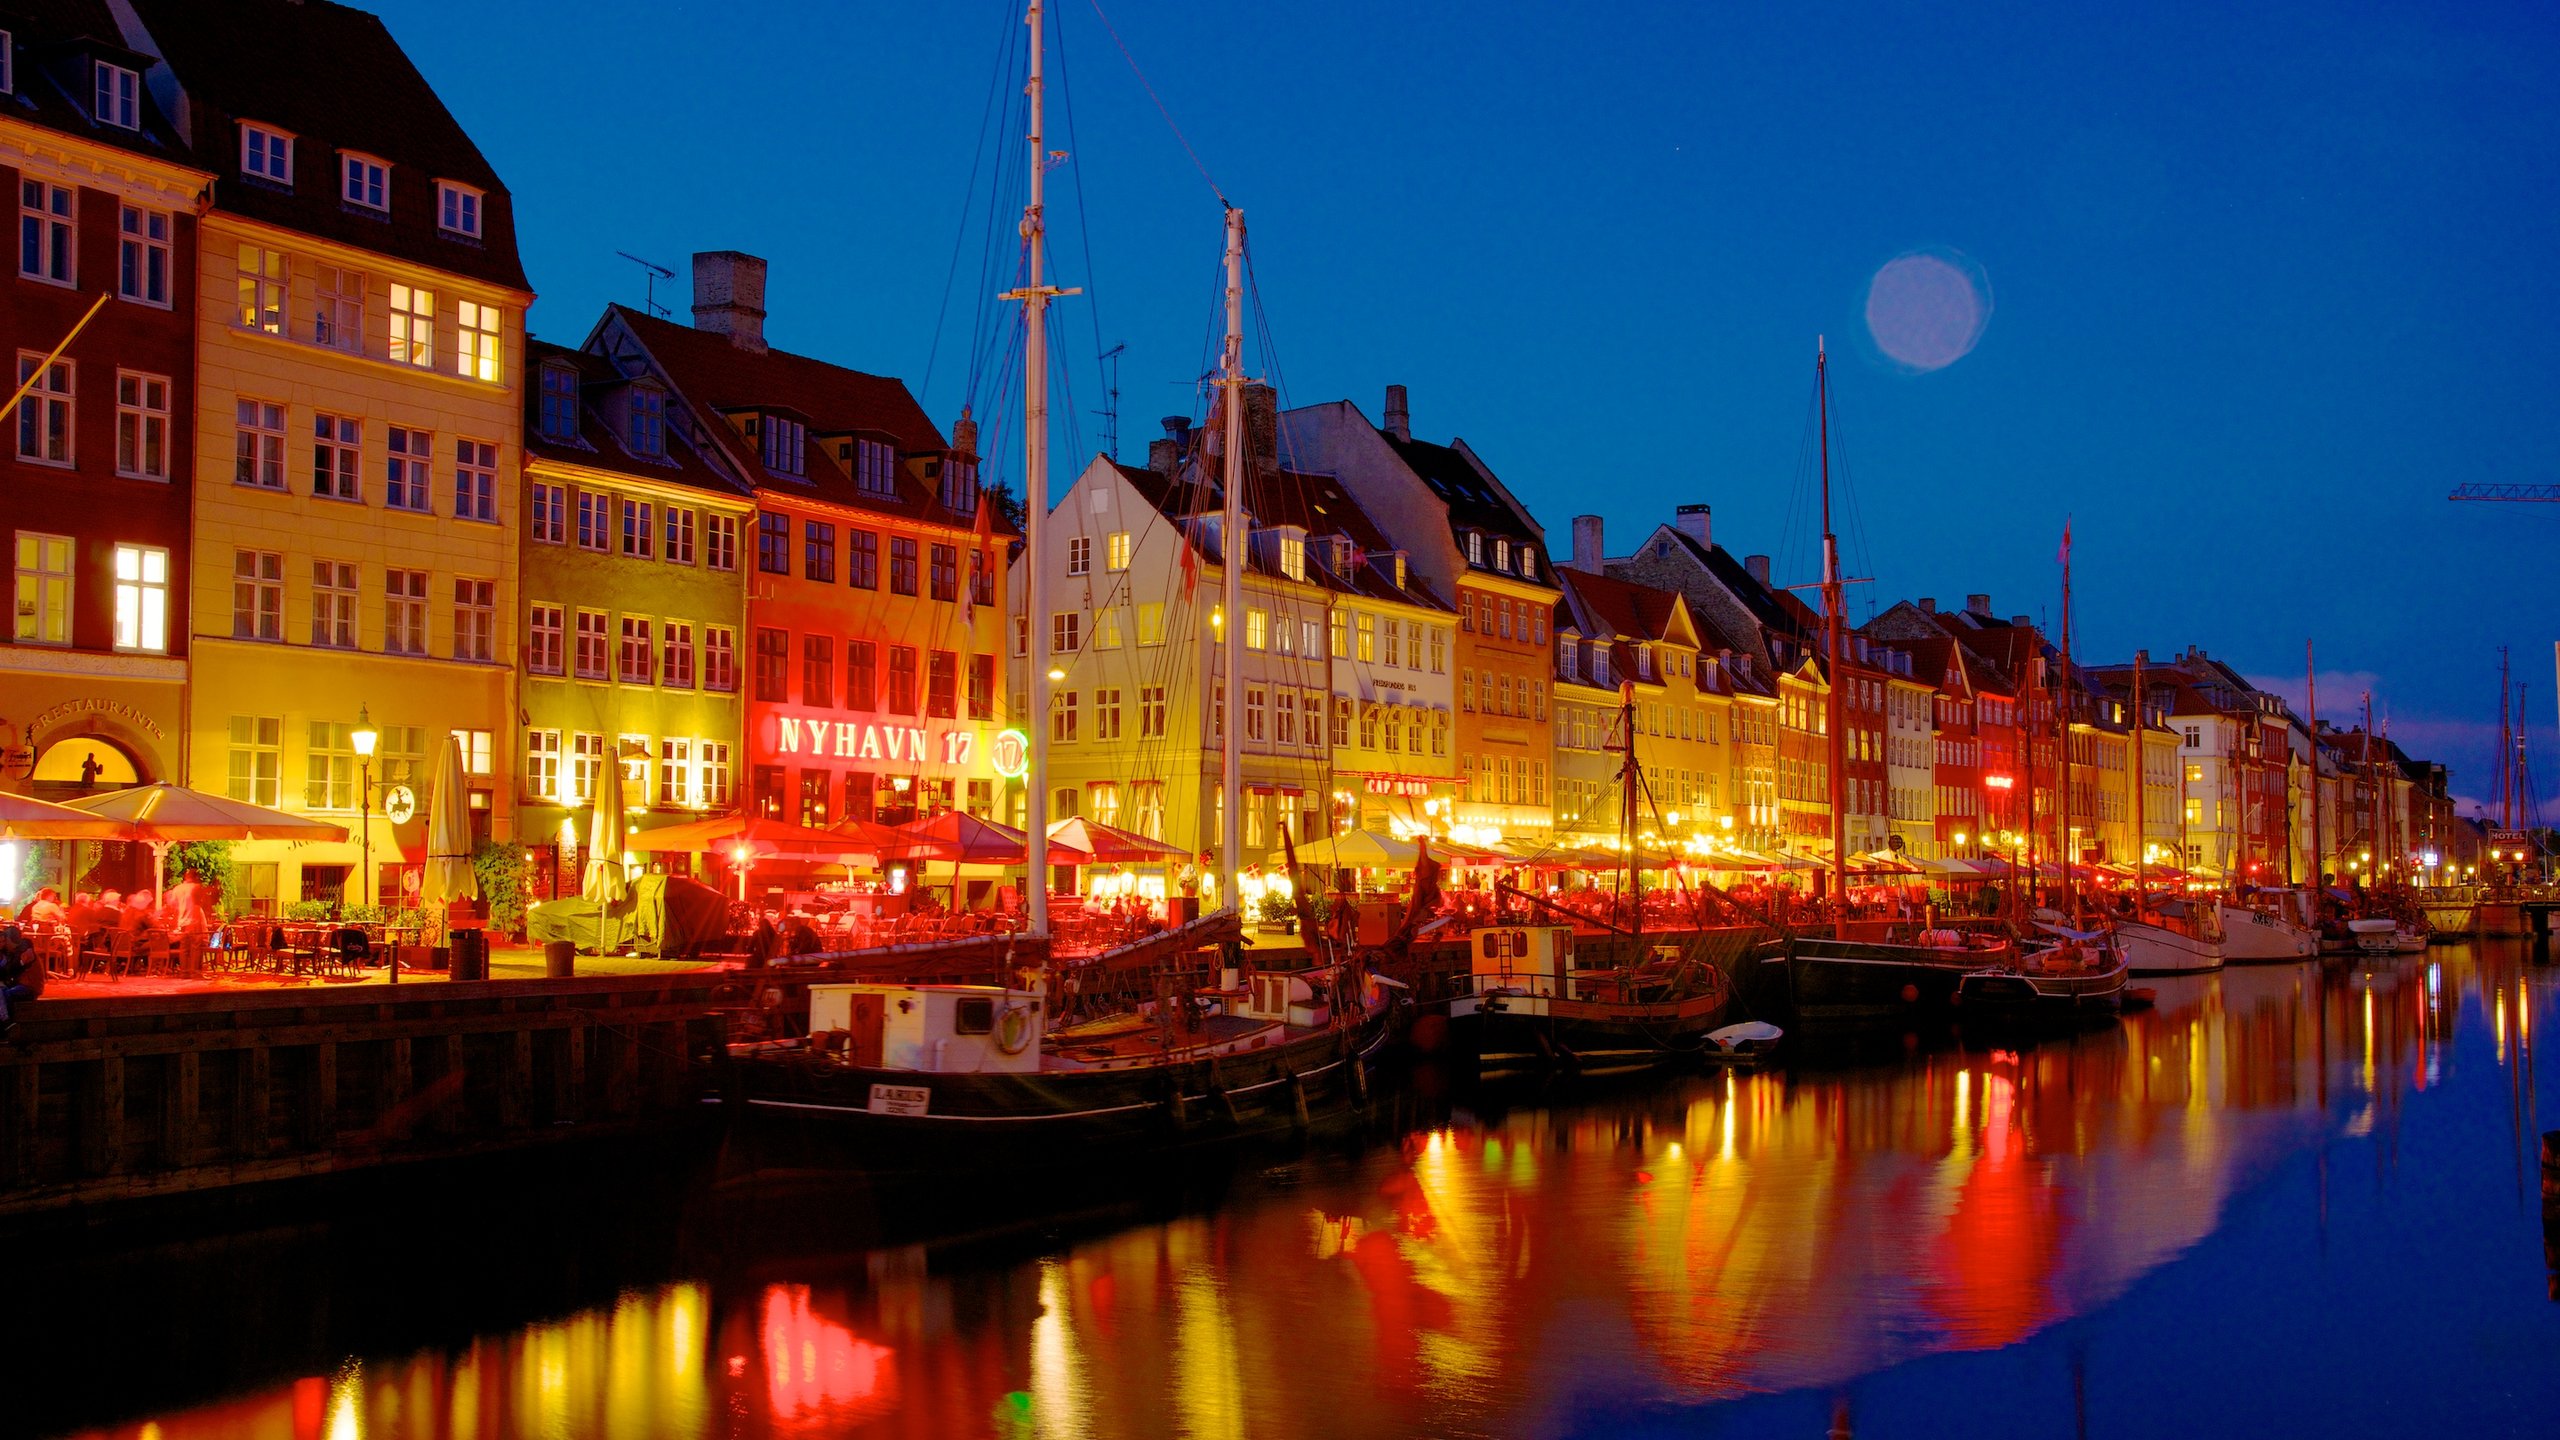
[1759,937,1995,1029]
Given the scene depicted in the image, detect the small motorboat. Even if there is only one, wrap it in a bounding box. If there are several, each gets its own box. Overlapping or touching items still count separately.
[1700,1020,1783,1068]
[1955,933,2130,1026]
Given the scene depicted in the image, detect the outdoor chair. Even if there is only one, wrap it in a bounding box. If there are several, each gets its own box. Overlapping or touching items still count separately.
[139,931,174,978]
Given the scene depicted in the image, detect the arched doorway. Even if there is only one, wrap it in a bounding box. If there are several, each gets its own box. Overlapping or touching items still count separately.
[29,734,149,894]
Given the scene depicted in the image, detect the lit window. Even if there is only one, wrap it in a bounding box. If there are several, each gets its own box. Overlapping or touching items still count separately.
[456,300,501,382]
[241,123,292,184]
[389,283,433,367]
[114,371,169,480]
[227,717,283,807]
[237,245,286,333]
[341,152,388,211]
[1280,536,1306,581]
[117,207,169,305]
[94,61,138,130]
[437,181,482,237]
[12,533,72,645]
[1106,531,1131,571]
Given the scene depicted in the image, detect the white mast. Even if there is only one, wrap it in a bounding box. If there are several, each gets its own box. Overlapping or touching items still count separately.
[1007,0,1077,936]
[1218,206,1247,905]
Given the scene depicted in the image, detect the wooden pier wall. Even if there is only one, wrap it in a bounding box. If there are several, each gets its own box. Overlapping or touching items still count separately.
[0,974,730,1221]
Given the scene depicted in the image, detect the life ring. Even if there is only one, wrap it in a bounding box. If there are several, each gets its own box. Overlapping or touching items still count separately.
[994,1003,1036,1056]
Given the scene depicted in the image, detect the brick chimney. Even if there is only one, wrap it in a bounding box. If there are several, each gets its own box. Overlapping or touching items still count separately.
[1675,503,1711,548]
[1148,416,1190,477]
[1383,384,1410,442]
[1570,514,1604,572]
[1745,554,1772,586]
[1966,593,1992,617]
[691,251,767,353]
[951,405,978,458]
[1918,597,1936,614]
[1244,382,1279,468]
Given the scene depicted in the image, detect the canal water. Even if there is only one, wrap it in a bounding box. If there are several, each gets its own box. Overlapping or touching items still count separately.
[26,943,2560,1440]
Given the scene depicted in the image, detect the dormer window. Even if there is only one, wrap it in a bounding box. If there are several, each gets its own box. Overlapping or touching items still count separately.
[241,123,292,184]
[1494,538,1512,572]
[94,61,139,130]
[341,152,388,212]
[536,362,579,441]
[1466,532,1483,566]
[629,386,666,458]
[940,455,978,513]
[853,437,895,495]
[437,181,482,238]
[762,415,806,476]
[1519,548,1538,581]
[1279,536,1306,582]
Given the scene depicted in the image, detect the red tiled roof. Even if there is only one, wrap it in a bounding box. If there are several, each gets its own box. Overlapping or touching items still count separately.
[1558,568,1686,645]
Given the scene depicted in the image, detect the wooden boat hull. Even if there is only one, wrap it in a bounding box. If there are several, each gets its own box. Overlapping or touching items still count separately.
[1452,988,1730,1080]
[1760,936,2010,1029]
[1953,959,2128,1027]
[728,1007,1391,1174]
[2115,919,2223,975]
[2216,902,2318,964]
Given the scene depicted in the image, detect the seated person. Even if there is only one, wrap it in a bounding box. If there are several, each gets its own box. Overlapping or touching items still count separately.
[21,887,67,928]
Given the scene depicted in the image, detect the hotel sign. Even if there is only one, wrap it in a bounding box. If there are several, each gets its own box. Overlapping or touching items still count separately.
[767,715,980,768]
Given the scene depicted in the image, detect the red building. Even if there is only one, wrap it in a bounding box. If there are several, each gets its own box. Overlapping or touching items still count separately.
[2,5,208,838]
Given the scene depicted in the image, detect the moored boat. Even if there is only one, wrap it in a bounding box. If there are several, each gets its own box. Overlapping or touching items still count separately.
[1953,935,2129,1026]
[1452,924,1731,1079]
[1760,928,2017,1030]
[2217,892,2318,964]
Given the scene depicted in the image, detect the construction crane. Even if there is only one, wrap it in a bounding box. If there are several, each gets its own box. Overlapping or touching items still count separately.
[2449,483,2560,501]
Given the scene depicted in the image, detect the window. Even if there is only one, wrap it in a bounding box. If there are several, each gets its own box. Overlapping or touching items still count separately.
[567,491,607,549]
[703,627,737,692]
[621,617,655,684]
[570,733,605,805]
[1279,535,1306,581]
[845,640,877,709]
[228,549,282,640]
[1382,618,1400,667]
[389,283,433,367]
[968,654,994,719]
[536,363,579,440]
[528,482,567,543]
[1245,608,1268,652]
[1304,618,1322,656]
[930,543,958,602]
[1331,696,1352,747]
[888,536,918,595]
[306,722,358,810]
[241,124,292,184]
[1467,532,1484,566]
[457,300,501,382]
[94,61,138,128]
[314,264,363,350]
[700,742,732,808]
[763,415,806,475]
[313,413,360,500]
[659,737,693,809]
[1052,611,1081,654]
[647,507,691,567]
[575,610,610,680]
[1051,690,1079,744]
[455,438,498,522]
[237,245,285,332]
[972,550,995,608]
[437,181,482,237]
[12,533,72,644]
[385,427,432,511]
[1356,614,1375,662]
[1429,628,1447,673]
[752,627,788,701]
[14,354,70,464]
[854,437,895,494]
[662,621,694,689]
[1359,704,1379,750]
[117,207,169,304]
[115,372,169,479]
[800,634,831,704]
[1139,602,1166,647]
[929,651,958,718]
[628,386,665,458]
[1494,538,1511,572]
[1067,536,1092,576]
[1246,687,1267,742]
[383,569,427,654]
[802,520,834,581]
[940,455,978,512]
[226,716,283,806]
[845,528,878,590]
[1275,690,1296,745]
[1141,686,1168,739]
[342,152,388,211]
[887,647,919,714]
[527,603,563,674]
[1106,531,1131,571]
[1093,609,1122,649]
[18,181,71,285]
[706,513,739,571]
[756,512,789,573]
[310,560,357,648]
[102,543,163,653]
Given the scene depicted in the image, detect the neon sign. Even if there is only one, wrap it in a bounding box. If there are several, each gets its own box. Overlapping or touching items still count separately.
[767,715,979,767]
[990,728,1030,780]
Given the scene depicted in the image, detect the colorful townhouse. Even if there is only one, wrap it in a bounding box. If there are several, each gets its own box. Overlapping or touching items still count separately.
[587,255,1009,845]
[515,335,753,895]
[130,0,531,911]
[2,1,209,886]
[1282,387,1556,842]
[1549,568,1731,855]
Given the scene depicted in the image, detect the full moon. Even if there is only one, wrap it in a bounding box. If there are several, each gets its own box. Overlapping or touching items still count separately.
[1864,250,1991,373]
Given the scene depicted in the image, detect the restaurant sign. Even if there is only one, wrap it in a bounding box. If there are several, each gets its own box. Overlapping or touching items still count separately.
[767,714,981,768]
[1364,776,1436,798]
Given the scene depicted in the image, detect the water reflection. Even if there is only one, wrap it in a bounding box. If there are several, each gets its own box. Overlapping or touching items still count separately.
[53,946,2557,1440]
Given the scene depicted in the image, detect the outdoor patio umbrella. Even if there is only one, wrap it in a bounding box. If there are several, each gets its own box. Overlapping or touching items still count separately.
[418,732,479,910]
[1046,816,1186,863]
[1264,829,1419,871]
[0,790,126,841]
[878,811,1066,865]
[581,752,628,954]
[60,782,347,902]
[629,812,871,859]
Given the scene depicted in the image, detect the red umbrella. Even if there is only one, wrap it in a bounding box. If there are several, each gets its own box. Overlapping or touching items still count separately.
[1047,816,1184,863]
[879,812,1092,865]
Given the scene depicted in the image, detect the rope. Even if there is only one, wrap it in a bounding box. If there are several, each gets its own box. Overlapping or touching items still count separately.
[1085,0,1226,207]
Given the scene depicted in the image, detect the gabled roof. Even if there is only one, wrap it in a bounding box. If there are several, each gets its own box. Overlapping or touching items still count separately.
[1628,525,1818,652]
[522,339,743,501]
[1,1,205,171]
[127,0,527,290]
[1109,455,1447,609]
[1557,569,1695,650]
[1380,433,1534,546]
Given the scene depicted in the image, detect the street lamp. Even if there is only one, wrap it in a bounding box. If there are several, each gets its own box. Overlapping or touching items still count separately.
[350,705,390,983]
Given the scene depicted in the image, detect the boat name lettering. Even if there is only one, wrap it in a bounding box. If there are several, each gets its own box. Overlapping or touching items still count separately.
[867,1083,931,1117]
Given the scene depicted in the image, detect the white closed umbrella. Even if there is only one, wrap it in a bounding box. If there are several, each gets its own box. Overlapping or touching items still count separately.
[419,733,479,911]
[581,750,630,955]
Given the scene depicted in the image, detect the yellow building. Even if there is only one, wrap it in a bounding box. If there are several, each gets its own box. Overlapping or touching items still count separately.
[1551,570,1735,858]
[155,5,532,910]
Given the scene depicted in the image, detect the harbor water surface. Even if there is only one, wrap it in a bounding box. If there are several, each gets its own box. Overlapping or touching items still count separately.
[29,942,2560,1440]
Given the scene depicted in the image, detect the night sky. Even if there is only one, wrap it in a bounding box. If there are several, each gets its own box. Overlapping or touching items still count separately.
[381,0,2560,812]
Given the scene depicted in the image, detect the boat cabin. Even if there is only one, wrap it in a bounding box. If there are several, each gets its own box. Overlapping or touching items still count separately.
[1234,966,1337,1028]
[1470,925,1595,1000]
[808,983,1045,1073]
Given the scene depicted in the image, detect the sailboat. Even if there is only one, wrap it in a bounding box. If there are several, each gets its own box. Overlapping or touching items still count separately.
[1452,682,1733,1078]
[1754,341,2021,1030]
[725,2,1391,1166]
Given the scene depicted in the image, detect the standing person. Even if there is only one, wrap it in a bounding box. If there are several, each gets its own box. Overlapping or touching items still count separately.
[0,925,43,1038]
[164,867,214,934]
